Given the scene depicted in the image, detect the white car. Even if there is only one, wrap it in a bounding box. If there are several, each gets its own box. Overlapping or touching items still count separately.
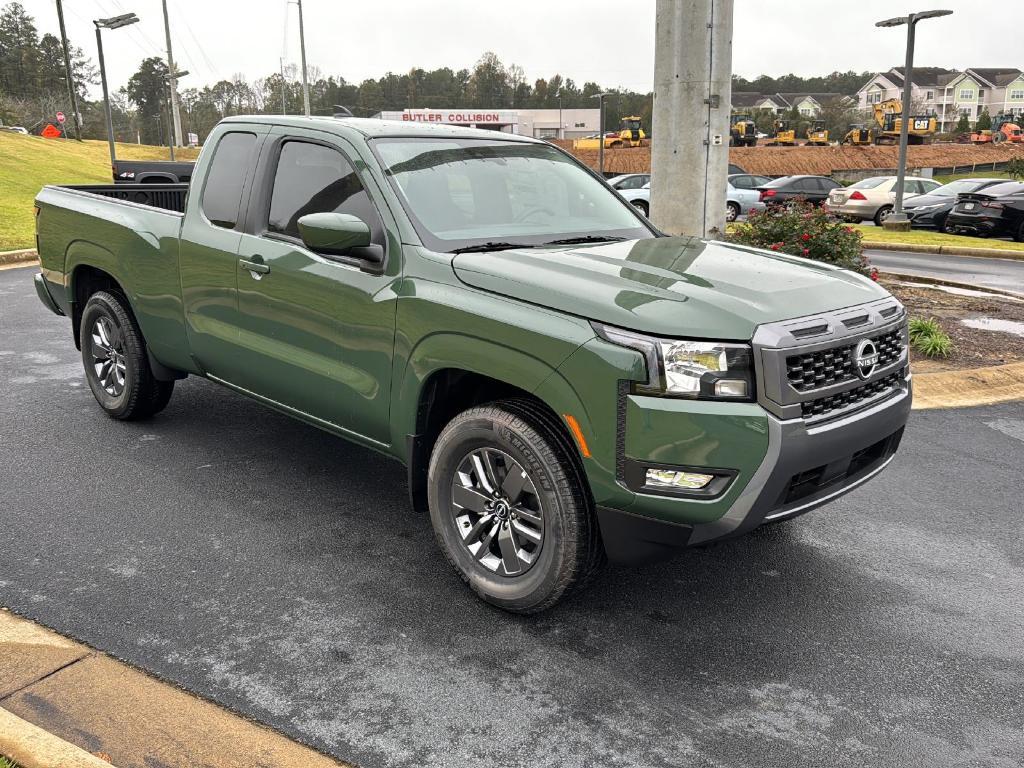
[618,174,771,221]
[825,175,941,226]
[0,125,29,134]
[607,173,650,191]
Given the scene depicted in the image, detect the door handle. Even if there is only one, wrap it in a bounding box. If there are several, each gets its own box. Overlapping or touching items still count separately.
[239,258,270,277]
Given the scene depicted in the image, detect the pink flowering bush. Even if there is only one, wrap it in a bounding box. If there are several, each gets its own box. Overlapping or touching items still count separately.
[728,200,869,275]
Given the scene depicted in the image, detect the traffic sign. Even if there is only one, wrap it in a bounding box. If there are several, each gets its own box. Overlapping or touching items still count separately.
[56,111,66,124]
[41,124,62,139]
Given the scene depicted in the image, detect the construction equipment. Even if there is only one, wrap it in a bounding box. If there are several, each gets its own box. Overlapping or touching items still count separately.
[971,113,1023,144]
[805,119,829,146]
[871,98,936,145]
[762,119,796,147]
[572,116,647,150]
[841,123,873,145]
[729,113,758,147]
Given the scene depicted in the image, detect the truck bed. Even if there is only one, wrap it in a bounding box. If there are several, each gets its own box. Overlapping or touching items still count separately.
[62,183,188,214]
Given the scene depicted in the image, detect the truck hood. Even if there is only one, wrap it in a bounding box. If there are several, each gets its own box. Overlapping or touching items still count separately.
[452,236,888,340]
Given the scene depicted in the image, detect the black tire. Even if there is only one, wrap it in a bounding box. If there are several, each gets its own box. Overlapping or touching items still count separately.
[937,214,951,234]
[632,200,649,217]
[874,205,893,227]
[726,202,740,222]
[79,291,174,420]
[427,401,603,613]
[1016,220,1024,243]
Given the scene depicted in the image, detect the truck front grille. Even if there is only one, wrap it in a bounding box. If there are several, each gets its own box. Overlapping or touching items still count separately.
[800,370,904,418]
[786,328,903,393]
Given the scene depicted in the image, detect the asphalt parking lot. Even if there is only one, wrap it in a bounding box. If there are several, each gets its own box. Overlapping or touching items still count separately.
[2,264,1023,768]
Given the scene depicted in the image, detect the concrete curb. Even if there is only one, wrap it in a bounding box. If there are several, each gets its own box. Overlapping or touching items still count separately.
[0,707,114,768]
[0,249,36,267]
[879,270,1024,300]
[912,361,1024,410]
[863,240,1024,260]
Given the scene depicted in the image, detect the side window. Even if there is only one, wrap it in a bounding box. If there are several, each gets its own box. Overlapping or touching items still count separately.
[267,140,385,245]
[731,176,750,189]
[201,132,257,228]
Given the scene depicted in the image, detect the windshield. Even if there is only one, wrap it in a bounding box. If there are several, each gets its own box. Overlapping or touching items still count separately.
[933,179,1000,197]
[850,177,888,190]
[372,138,653,252]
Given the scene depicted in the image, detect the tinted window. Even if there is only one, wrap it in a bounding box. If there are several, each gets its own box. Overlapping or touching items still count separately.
[797,178,821,192]
[730,175,753,189]
[615,175,649,190]
[268,141,384,244]
[820,178,841,191]
[751,175,771,187]
[201,132,257,228]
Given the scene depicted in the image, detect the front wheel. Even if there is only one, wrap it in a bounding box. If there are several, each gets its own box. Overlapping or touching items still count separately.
[80,291,174,420]
[427,401,603,613]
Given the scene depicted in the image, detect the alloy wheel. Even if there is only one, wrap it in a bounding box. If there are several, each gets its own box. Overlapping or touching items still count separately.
[450,447,544,577]
[90,315,126,396]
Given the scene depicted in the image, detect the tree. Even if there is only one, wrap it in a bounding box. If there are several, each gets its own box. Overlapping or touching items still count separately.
[126,57,169,145]
[0,2,40,98]
[467,52,507,108]
[976,108,992,131]
[955,111,971,133]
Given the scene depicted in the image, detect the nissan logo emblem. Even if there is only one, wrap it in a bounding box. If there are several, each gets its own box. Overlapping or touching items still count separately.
[854,339,880,379]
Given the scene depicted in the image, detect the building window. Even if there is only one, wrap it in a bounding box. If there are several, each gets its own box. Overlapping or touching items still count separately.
[959,89,975,100]
[925,90,934,100]
[867,91,882,105]
[799,108,812,116]
[978,89,985,98]
[1010,89,1024,101]
[574,121,585,128]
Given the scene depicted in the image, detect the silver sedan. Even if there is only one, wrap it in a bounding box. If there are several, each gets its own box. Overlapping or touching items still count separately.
[617,174,770,221]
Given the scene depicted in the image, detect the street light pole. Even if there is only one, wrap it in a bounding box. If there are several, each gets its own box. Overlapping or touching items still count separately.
[592,92,611,177]
[557,91,563,140]
[94,14,139,170]
[55,0,82,140]
[296,0,311,116]
[876,9,953,230]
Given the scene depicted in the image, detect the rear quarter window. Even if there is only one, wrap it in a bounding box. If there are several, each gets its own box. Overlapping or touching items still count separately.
[201,132,257,228]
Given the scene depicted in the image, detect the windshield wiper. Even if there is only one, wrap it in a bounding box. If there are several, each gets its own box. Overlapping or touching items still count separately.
[448,242,538,254]
[543,235,627,246]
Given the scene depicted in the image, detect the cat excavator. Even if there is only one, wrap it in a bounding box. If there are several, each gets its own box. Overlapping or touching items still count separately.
[762,119,797,146]
[871,98,937,145]
[805,120,829,146]
[841,123,874,145]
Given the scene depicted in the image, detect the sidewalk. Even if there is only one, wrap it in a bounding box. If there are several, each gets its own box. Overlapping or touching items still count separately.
[0,610,349,768]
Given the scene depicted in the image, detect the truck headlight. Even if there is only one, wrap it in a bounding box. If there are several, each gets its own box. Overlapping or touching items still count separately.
[593,323,755,400]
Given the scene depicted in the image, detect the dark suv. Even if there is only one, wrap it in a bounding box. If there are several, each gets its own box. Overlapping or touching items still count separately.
[757,175,842,207]
[946,181,1024,240]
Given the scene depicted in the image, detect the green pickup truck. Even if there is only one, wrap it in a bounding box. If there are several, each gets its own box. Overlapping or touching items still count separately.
[33,116,911,612]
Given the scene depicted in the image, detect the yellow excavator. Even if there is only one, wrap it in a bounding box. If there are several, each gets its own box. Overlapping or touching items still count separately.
[763,119,797,146]
[729,113,758,147]
[572,116,647,150]
[841,123,874,145]
[805,119,829,146]
[871,99,937,145]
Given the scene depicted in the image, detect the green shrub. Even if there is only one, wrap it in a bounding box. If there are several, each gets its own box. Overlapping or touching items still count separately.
[909,316,953,358]
[727,200,869,274]
[1007,158,1024,181]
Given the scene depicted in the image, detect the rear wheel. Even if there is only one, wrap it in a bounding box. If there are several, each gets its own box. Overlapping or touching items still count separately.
[726,202,740,222]
[632,200,649,217]
[874,205,893,226]
[80,291,174,420]
[427,401,603,613]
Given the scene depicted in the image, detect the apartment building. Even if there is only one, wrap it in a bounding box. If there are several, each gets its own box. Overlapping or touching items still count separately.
[730,91,845,118]
[856,67,1024,131]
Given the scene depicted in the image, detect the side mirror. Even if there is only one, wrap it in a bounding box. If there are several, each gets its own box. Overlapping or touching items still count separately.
[297,212,372,255]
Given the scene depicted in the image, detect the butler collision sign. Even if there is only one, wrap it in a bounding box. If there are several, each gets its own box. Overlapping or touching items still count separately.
[378,108,522,131]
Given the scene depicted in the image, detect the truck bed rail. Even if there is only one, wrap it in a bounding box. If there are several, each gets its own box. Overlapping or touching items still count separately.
[63,183,188,214]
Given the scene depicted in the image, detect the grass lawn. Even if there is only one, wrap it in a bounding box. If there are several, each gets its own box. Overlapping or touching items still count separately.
[0,756,20,768]
[854,224,1024,253]
[0,132,199,251]
[933,170,1017,184]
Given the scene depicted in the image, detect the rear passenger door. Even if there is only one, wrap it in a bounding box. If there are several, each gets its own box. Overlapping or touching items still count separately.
[229,128,400,445]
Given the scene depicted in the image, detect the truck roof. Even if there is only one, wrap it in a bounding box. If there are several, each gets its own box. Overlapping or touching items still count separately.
[220,114,541,143]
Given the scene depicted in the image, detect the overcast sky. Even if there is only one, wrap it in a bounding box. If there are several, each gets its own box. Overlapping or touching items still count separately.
[18,0,1020,98]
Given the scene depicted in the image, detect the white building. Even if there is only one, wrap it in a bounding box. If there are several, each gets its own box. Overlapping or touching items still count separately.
[374,108,601,139]
[730,91,846,118]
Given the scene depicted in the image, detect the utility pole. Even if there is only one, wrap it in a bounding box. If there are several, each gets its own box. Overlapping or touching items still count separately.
[55,0,82,140]
[280,57,287,115]
[296,0,310,116]
[161,0,183,147]
[591,92,611,177]
[651,0,734,237]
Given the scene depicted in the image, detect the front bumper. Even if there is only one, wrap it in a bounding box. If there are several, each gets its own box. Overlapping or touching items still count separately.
[905,207,945,228]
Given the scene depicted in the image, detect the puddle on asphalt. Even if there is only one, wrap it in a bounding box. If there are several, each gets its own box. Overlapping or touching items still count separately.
[961,317,1024,337]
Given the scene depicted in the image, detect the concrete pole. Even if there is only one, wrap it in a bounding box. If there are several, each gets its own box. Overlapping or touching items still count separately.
[651,0,734,237]
[296,0,311,116]
[55,0,82,140]
[161,0,183,149]
[95,26,116,168]
[890,17,917,224]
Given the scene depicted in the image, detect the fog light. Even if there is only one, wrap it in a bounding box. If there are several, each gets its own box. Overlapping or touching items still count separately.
[714,379,748,398]
[645,469,714,490]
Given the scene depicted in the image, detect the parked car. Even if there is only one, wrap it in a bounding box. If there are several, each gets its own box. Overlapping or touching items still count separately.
[606,173,650,191]
[825,176,941,226]
[33,116,911,613]
[0,125,29,134]
[757,175,842,207]
[945,181,1024,240]
[113,159,195,184]
[903,178,1008,232]
[618,174,769,221]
